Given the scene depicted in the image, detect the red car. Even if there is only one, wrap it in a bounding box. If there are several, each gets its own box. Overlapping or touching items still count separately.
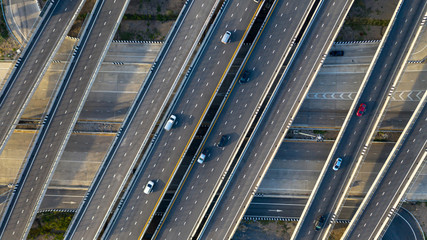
[356,103,366,117]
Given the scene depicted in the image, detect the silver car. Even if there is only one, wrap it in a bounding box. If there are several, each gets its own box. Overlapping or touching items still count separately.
[332,158,342,171]
[143,180,155,194]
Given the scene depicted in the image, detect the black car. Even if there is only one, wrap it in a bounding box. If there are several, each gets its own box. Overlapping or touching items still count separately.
[329,50,344,56]
[217,135,229,147]
[239,70,250,83]
[315,216,326,231]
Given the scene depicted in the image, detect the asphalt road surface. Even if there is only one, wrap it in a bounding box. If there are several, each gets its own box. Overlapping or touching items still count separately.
[383,208,424,240]
[101,0,260,239]
[0,0,85,154]
[346,100,427,238]
[294,0,427,239]
[245,197,360,220]
[0,0,129,238]
[200,0,355,238]
[65,0,222,239]
[153,0,317,239]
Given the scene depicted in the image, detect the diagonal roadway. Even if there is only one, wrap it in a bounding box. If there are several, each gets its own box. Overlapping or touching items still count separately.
[153,0,318,238]
[0,0,130,238]
[200,0,356,238]
[344,94,426,239]
[293,0,427,239]
[0,0,86,155]
[102,0,261,239]
[64,0,223,239]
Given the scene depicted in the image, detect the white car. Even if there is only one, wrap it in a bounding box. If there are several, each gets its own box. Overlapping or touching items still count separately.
[197,152,206,164]
[332,158,342,171]
[164,115,177,131]
[221,31,232,44]
[143,180,155,194]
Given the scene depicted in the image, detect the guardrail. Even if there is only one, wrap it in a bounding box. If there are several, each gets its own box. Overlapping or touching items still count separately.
[0,0,89,238]
[198,0,321,238]
[292,0,405,237]
[342,90,427,239]
[66,0,223,238]
[103,0,223,236]
[323,2,427,237]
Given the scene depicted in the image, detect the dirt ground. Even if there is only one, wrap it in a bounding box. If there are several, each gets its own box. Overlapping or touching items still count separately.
[337,0,399,41]
[329,223,348,240]
[234,220,349,239]
[37,0,399,41]
[234,220,296,240]
[115,0,185,41]
[0,11,20,60]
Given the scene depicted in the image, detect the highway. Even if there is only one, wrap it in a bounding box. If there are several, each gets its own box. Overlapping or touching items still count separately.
[293,0,427,238]
[0,0,130,238]
[153,0,318,239]
[343,97,427,238]
[245,197,360,220]
[0,0,86,154]
[35,140,404,212]
[64,0,223,239]
[200,0,356,238]
[102,0,261,239]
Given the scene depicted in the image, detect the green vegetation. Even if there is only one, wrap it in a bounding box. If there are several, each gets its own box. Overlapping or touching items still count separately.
[77,13,88,21]
[118,27,163,41]
[28,212,74,240]
[0,15,10,44]
[0,11,19,59]
[278,220,291,235]
[122,12,178,22]
[313,130,327,134]
[345,18,390,27]
[258,219,270,225]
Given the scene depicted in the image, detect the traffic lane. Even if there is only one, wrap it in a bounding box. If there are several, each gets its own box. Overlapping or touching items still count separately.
[296,0,427,237]
[23,48,155,121]
[39,189,87,210]
[201,0,357,238]
[0,0,84,153]
[294,106,418,130]
[32,141,394,212]
[245,197,361,220]
[71,0,223,238]
[0,0,126,238]
[260,142,394,198]
[383,208,424,240]
[104,0,260,238]
[308,72,366,92]
[347,105,427,239]
[154,0,316,238]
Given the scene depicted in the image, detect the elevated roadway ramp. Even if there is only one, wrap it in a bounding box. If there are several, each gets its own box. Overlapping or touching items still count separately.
[0,0,87,155]
[153,0,319,239]
[292,0,427,238]
[65,0,223,239]
[344,91,426,239]
[200,0,356,239]
[343,72,427,238]
[0,0,130,238]
[101,0,261,239]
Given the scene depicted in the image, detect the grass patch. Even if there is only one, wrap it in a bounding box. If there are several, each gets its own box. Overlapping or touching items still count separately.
[258,220,270,226]
[0,8,20,59]
[345,18,390,27]
[313,130,327,134]
[123,12,178,22]
[28,212,74,240]
[117,27,163,41]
